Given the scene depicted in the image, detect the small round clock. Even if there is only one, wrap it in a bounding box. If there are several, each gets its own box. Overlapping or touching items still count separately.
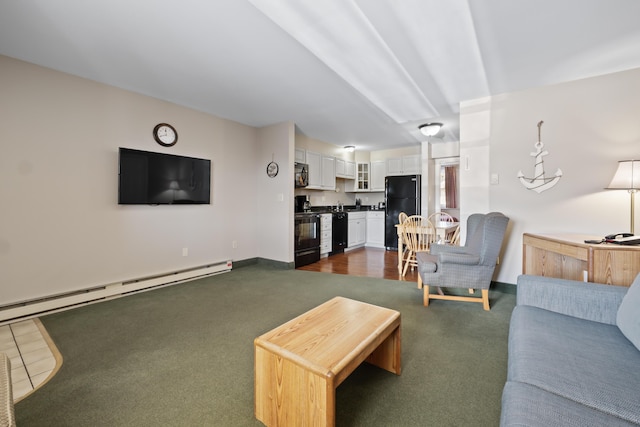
[266,161,279,178]
[153,123,178,147]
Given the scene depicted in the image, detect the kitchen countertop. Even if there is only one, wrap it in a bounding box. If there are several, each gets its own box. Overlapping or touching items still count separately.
[303,205,384,214]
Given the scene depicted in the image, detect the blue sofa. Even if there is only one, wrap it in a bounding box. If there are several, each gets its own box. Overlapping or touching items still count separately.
[501,274,640,426]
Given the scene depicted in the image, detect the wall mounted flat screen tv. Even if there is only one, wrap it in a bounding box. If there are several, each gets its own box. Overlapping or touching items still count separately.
[118,148,211,205]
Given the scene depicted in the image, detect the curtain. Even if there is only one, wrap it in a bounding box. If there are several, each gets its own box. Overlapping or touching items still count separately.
[444,166,458,208]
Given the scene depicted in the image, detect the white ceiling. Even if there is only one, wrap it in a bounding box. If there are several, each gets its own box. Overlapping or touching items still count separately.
[2,0,640,150]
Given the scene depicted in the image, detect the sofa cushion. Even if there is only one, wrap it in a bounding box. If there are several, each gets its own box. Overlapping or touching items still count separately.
[617,274,640,351]
[501,381,639,427]
[508,305,640,425]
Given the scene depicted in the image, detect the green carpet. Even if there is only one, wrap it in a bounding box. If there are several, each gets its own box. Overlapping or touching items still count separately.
[15,264,515,426]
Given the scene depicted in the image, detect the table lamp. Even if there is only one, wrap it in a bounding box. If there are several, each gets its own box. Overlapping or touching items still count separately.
[606,160,640,234]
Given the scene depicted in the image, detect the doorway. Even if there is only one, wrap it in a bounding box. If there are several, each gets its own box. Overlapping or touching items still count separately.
[434,157,460,221]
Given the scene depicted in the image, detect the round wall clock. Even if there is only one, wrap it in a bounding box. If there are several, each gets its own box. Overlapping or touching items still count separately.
[266,161,279,178]
[153,123,178,147]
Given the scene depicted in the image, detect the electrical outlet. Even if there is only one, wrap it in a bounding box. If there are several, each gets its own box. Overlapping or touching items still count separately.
[232,240,238,249]
[182,247,188,257]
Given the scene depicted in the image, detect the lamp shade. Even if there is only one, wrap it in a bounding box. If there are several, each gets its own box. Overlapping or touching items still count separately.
[418,123,442,137]
[607,160,640,189]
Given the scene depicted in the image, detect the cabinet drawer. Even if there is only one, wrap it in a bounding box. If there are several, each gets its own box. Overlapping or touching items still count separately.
[348,212,366,220]
[321,230,332,241]
[320,214,332,230]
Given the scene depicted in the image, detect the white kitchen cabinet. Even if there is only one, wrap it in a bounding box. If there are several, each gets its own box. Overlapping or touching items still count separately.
[305,151,335,190]
[402,154,421,174]
[321,155,335,190]
[386,157,403,176]
[354,163,369,191]
[387,154,421,176]
[365,211,385,248]
[347,212,366,248]
[335,158,346,177]
[306,151,322,188]
[320,213,332,255]
[336,159,356,180]
[345,161,356,179]
[294,148,306,163]
[370,160,386,191]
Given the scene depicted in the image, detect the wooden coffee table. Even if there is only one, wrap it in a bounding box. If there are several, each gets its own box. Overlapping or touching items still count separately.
[254,296,401,427]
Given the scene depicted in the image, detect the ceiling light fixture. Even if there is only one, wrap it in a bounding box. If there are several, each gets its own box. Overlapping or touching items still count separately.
[344,145,355,152]
[419,123,443,137]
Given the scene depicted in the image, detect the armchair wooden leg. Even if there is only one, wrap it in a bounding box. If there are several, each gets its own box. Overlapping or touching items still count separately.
[417,272,423,289]
[481,289,490,311]
[423,285,430,307]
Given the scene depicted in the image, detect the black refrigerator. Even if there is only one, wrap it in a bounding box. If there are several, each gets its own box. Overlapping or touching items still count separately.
[385,175,421,250]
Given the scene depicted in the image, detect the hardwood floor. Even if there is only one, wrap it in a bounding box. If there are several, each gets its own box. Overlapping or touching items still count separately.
[297,247,420,283]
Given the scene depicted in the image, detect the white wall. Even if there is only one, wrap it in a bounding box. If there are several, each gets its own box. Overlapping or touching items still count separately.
[461,68,640,284]
[0,55,290,305]
[370,146,420,162]
[7,54,638,304]
[256,122,295,262]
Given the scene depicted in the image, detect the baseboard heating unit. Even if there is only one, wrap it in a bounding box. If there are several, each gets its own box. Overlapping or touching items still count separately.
[0,260,232,324]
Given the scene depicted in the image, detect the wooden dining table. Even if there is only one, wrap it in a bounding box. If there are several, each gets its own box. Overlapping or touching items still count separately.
[395,221,459,274]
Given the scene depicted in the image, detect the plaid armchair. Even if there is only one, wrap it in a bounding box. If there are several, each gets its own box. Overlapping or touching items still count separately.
[416,212,509,310]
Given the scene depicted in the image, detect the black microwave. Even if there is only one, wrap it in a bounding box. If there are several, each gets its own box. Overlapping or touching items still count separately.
[295,162,308,187]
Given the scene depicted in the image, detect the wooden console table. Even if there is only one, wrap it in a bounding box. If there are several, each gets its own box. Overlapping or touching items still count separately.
[522,233,640,287]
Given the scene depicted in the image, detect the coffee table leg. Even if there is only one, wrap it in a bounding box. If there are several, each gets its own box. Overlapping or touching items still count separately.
[255,343,334,426]
[365,325,401,375]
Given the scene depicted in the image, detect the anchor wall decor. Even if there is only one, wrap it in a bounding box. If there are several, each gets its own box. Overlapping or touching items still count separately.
[517,121,562,193]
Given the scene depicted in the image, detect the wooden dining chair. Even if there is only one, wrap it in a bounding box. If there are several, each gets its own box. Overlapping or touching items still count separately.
[398,212,410,270]
[401,215,435,276]
[428,212,458,245]
[447,225,461,246]
[427,212,456,223]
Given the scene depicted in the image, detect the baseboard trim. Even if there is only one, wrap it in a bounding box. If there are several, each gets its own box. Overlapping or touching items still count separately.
[0,260,232,325]
[492,281,517,295]
[232,257,293,269]
[1,259,515,324]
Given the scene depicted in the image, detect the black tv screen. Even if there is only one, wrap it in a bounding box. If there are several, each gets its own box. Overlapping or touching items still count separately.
[118,148,211,205]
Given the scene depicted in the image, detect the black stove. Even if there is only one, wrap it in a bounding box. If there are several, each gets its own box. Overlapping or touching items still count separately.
[294,212,320,267]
